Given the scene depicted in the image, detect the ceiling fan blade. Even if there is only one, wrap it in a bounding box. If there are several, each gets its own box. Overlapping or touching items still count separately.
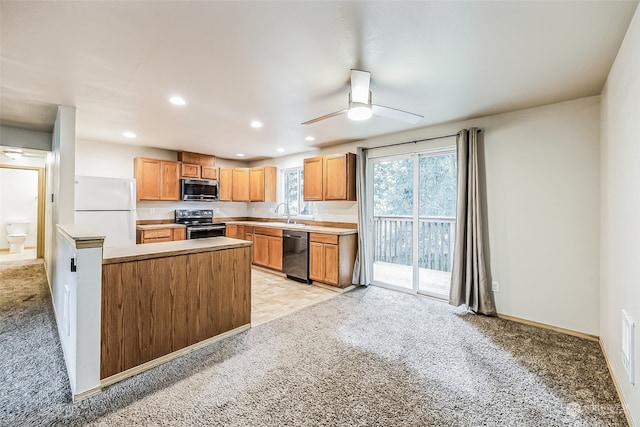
[301,109,347,125]
[350,69,371,104]
[371,104,423,124]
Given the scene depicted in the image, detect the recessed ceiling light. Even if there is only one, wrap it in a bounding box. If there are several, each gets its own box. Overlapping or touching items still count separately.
[122,131,137,139]
[236,153,246,157]
[250,121,263,128]
[169,96,187,106]
[276,148,285,153]
[305,136,315,141]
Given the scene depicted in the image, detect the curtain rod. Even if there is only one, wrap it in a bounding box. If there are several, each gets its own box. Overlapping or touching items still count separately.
[361,129,481,151]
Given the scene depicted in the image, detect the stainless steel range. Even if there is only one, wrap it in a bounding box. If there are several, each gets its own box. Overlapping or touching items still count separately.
[174,209,225,239]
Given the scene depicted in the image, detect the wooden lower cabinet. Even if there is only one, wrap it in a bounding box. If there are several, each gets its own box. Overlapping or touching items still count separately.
[253,227,282,271]
[173,228,186,241]
[309,232,357,288]
[100,246,251,379]
[137,227,186,244]
[226,224,246,240]
[245,228,254,262]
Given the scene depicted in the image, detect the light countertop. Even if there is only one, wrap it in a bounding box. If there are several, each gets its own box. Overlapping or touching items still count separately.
[136,223,187,230]
[225,221,357,235]
[103,237,251,264]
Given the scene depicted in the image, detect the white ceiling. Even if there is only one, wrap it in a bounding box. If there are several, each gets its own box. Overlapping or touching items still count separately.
[1,1,637,160]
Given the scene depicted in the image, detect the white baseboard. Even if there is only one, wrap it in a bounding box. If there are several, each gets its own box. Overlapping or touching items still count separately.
[599,340,635,427]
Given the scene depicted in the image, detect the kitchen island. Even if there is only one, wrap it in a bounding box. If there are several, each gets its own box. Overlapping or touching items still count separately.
[100,237,252,385]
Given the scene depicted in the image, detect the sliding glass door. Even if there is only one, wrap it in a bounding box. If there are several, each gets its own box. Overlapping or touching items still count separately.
[372,156,414,290]
[371,150,456,298]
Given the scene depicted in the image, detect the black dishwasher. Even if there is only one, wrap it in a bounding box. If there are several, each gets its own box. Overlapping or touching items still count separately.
[282,230,310,283]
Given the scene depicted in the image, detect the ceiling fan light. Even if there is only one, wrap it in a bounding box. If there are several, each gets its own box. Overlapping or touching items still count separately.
[347,103,373,121]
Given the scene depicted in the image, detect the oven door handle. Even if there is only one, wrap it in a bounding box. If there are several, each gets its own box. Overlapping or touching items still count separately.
[190,226,225,231]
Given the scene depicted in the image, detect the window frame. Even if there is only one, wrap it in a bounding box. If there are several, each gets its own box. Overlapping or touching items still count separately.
[281,167,312,218]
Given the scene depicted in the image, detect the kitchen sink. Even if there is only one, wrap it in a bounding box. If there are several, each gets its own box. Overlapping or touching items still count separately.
[268,222,309,229]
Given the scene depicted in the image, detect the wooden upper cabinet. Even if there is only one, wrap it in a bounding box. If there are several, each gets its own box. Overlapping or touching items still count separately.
[178,151,217,179]
[219,168,232,201]
[323,153,356,201]
[160,161,181,200]
[231,168,250,202]
[201,166,219,180]
[303,157,323,201]
[134,158,180,201]
[134,158,161,200]
[250,166,276,202]
[178,151,215,166]
[181,163,201,179]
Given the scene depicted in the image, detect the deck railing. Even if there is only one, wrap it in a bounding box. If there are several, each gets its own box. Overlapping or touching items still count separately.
[373,215,456,272]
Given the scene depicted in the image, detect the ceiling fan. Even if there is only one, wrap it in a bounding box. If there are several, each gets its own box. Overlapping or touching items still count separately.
[302,69,423,125]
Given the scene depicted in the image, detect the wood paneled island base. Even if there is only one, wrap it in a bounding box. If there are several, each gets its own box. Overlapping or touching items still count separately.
[100,238,251,384]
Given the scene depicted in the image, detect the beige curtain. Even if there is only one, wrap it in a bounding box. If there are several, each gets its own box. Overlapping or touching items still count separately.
[352,146,372,285]
[449,128,496,316]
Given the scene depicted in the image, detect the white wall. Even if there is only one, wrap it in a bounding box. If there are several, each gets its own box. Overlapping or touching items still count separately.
[0,168,38,249]
[45,106,76,283]
[600,4,640,424]
[75,139,249,220]
[0,125,52,151]
[257,97,602,335]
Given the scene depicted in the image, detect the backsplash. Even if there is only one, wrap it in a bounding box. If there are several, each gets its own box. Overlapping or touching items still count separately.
[136,201,248,221]
[136,200,358,225]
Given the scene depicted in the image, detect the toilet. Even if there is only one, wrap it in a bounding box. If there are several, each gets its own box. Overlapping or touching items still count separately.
[6,220,31,253]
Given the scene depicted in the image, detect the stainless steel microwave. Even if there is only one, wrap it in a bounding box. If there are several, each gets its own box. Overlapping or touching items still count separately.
[180,178,219,201]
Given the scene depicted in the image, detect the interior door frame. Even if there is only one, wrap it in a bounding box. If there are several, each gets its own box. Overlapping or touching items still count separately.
[367,141,456,296]
[0,165,46,258]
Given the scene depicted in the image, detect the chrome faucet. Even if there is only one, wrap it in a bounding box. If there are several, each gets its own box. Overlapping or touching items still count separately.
[275,202,291,224]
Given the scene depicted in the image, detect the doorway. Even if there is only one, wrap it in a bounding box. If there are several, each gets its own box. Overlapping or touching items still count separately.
[370,149,457,299]
[0,165,46,262]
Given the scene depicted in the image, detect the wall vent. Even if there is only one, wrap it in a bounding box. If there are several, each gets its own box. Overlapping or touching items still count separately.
[621,309,635,384]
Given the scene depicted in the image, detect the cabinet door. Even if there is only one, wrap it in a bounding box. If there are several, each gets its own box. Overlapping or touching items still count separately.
[135,158,161,201]
[142,228,173,243]
[236,225,246,240]
[226,224,238,239]
[201,166,218,180]
[303,157,323,201]
[172,228,186,241]
[263,166,277,202]
[249,167,265,202]
[323,244,339,285]
[309,241,325,281]
[323,153,356,201]
[253,234,270,267]
[268,235,283,271]
[245,233,254,262]
[160,161,181,201]
[219,168,232,201]
[181,163,201,178]
[231,168,250,202]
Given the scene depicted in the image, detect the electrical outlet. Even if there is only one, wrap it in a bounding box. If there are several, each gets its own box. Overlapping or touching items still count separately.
[214,208,220,213]
[492,281,499,292]
[150,208,155,214]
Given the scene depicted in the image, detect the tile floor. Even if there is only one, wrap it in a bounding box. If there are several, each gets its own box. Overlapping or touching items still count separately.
[251,268,339,326]
[0,248,37,263]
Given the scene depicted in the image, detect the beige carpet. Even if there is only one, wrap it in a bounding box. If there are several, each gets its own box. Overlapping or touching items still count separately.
[0,260,628,426]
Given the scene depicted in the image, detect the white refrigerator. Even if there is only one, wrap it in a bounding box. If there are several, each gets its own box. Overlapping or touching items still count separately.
[74,176,137,247]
